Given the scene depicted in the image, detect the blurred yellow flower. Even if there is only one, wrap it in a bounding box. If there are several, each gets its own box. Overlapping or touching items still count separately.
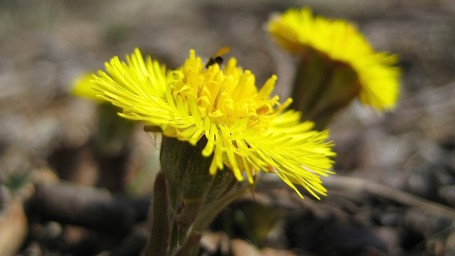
[268,8,400,110]
[91,48,335,198]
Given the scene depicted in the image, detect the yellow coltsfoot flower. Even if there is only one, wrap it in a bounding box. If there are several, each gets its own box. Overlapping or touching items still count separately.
[91,48,335,199]
[268,8,400,113]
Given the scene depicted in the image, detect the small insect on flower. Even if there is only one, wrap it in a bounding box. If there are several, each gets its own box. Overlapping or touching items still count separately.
[205,46,230,68]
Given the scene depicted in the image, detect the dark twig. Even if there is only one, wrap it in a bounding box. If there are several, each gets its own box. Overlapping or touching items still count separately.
[323,175,455,220]
[27,182,150,233]
[96,227,148,256]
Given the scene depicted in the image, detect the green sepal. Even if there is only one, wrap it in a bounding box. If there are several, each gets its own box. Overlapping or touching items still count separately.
[291,49,359,129]
[155,136,248,256]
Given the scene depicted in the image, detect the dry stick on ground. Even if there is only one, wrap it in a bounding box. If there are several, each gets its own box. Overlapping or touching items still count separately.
[28,182,150,232]
[323,175,455,221]
[0,199,28,256]
[96,226,148,256]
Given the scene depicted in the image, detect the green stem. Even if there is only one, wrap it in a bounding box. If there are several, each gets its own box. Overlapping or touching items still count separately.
[153,137,245,256]
[145,172,170,256]
[193,184,249,231]
[174,233,202,256]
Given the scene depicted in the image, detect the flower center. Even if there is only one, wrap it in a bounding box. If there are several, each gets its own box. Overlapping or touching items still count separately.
[168,50,288,129]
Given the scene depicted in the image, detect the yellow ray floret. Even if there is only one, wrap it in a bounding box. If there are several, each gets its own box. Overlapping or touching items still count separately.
[72,73,104,103]
[268,8,400,110]
[92,48,335,199]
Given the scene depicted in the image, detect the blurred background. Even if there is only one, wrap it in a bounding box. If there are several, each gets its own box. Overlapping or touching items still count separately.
[1,0,455,255]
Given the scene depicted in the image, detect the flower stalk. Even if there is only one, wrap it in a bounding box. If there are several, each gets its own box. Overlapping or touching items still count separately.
[145,137,248,256]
